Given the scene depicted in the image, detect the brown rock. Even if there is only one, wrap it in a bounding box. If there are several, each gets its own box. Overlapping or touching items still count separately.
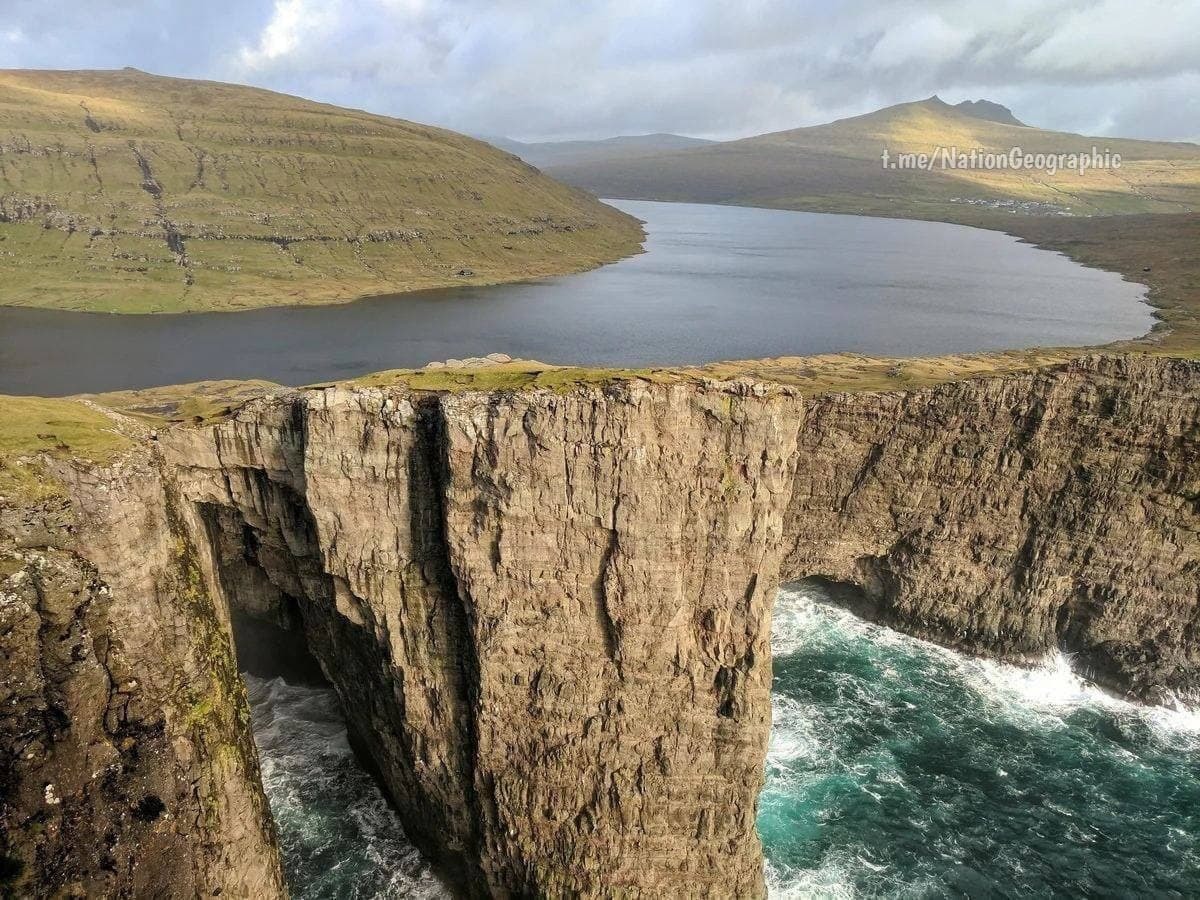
[0,457,284,898]
[8,353,1197,896]
[158,353,1199,896]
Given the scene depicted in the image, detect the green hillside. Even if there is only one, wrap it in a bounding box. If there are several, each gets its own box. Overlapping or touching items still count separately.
[550,97,1200,219]
[0,68,643,313]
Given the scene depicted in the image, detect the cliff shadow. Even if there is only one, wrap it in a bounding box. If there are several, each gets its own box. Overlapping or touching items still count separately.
[198,502,327,684]
[783,575,879,620]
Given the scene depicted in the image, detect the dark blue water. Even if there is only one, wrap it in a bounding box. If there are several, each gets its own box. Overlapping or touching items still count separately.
[244,675,447,899]
[245,585,1200,898]
[0,201,1151,395]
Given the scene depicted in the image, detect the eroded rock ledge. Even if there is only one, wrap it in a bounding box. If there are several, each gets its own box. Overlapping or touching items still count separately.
[5,354,1197,897]
[0,456,284,897]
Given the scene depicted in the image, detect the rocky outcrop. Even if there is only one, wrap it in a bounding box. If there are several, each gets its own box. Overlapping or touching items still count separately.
[0,455,284,897]
[147,353,1198,897]
[783,356,1200,701]
[5,354,1195,896]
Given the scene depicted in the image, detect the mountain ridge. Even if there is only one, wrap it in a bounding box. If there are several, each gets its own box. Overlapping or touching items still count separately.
[546,96,1200,218]
[953,98,1027,127]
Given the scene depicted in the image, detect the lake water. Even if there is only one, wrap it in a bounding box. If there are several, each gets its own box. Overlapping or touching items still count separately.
[245,584,1200,898]
[0,200,1152,396]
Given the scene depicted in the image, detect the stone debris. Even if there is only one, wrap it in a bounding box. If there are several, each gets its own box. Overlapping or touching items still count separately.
[424,352,519,370]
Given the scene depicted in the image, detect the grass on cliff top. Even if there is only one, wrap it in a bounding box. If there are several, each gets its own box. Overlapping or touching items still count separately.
[0,396,132,501]
[340,350,1087,397]
[0,68,643,313]
[86,379,282,424]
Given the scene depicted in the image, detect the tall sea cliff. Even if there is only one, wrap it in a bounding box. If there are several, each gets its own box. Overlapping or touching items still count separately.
[3,355,1197,896]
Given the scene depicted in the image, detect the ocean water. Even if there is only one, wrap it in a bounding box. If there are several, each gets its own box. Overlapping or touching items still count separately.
[243,675,448,899]
[244,590,1200,898]
[763,585,1200,898]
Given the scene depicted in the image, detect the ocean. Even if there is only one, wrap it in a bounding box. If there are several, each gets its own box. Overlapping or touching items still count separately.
[245,584,1200,897]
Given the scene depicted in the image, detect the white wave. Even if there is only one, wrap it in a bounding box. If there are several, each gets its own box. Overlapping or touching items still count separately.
[766,853,857,900]
[244,674,451,899]
[768,693,828,766]
[772,585,1200,742]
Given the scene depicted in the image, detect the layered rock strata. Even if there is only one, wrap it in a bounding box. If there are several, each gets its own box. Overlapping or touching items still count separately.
[162,354,1198,896]
[0,457,284,897]
[4,354,1196,897]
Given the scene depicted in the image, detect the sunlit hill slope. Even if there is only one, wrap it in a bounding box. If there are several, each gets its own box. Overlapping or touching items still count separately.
[550,97,1200,219]
[0,68,643,313]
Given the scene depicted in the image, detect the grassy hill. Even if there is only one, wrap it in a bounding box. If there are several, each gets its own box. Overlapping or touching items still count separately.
[489,133,715,170]
[550,97,1200,219]
[0,68,643,313]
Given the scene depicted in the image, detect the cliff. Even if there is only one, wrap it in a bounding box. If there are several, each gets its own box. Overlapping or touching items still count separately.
[0,451,284,895]
[4,354,1197,896]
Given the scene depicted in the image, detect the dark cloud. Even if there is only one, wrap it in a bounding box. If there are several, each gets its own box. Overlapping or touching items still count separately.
[1,0,1196,142]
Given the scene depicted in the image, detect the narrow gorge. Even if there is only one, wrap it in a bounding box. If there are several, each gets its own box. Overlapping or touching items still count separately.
[3,355,1197,897]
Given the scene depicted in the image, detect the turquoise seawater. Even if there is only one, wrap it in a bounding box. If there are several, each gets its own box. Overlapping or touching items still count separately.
[762,585,1200,898]
[245,589,1200,898]
[243,675,447,899]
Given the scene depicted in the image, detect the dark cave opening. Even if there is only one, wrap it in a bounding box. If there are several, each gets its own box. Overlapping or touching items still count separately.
[783,575,878,619]
[197,502,327,685]
[229,606,327,686]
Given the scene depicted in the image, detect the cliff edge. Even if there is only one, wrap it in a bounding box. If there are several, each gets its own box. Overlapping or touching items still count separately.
[4,354,1197,896]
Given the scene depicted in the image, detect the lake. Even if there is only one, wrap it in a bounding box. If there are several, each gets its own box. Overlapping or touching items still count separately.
[0,200,1152,396]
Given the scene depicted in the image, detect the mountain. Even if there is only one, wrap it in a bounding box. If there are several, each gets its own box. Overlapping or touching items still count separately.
[953,99,1026,126]
[548,96,1200,220]
[0,68,642,313]
[488,132,715,170]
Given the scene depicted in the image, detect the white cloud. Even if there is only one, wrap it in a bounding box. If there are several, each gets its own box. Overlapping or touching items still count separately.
[1,0,1197,142]
[237,0,345,71]
[1021,0,1200,78]
[867,14,973,69]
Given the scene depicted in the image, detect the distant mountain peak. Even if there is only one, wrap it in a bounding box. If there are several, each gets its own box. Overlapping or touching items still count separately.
[953,99,1027,127]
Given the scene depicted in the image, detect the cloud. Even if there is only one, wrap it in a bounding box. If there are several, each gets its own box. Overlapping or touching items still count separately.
[867,13,973,69]
[0,0,1197,143]
[237,0,345,71]
[1020,0,1200,79]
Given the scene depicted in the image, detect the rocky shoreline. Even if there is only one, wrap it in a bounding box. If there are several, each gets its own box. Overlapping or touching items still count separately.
[3,354,1198,896]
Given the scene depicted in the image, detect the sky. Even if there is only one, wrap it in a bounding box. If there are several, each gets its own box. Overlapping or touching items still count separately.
[1,0,1198,143]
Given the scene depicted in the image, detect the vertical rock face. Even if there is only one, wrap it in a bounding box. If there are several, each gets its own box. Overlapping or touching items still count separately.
[168,383,796,897]
[158,354,1199,897]
[437,384,799,897]
[7,355,1192,896]
[782,356,1200,701]
[0,454,284,898]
